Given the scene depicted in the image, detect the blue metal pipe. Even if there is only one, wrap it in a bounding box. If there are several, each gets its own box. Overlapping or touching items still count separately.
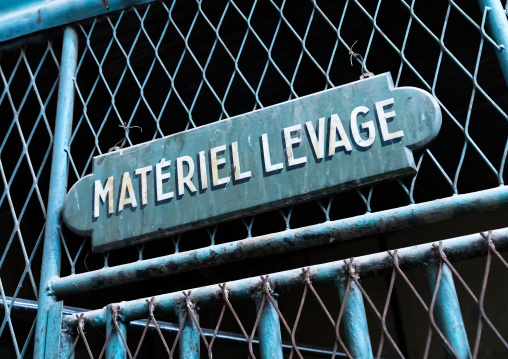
[61,227,508,330]
[179,307,200,359]
[477,0,508,87]
[426,262,472,359]
[34,26,78,359]
[255,296,284,359]
[106,304,129,359]
[51,186,508,297]
[338,278,373,358]
[44,302,65,359]
[0,0,155,43]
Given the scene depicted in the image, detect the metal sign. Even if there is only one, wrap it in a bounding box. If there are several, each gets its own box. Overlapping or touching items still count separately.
[63,73,441,252]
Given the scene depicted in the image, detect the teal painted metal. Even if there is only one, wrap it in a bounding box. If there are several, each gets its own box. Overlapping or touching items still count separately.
[59,332,75,359]
[52,186,508,296]
[34,26,78,359]
[62,72,441,252]
[426,262,472,359]
[61,228,508,330]
[255,296,284,359]
[477,0,508,87]
[44,302,64,359]
[179,308,200,359]
[0,0,154,43]
[338,278,373,358]
[106,305,129,359]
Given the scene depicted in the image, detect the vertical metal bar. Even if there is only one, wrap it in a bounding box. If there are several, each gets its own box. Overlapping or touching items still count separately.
[44,302,76,359]
[254,296,284,359]
[106,305,128,359]
[338,279,374,358]
[477,0,508,86]
[34,26,78,359]
[178,308,200,359]
[44,302,64,359]
[426,262,472,359]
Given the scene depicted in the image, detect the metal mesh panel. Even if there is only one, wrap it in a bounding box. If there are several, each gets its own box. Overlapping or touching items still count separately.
[63,231,508,358]
[60,0,508,274]
[0,39,60,357]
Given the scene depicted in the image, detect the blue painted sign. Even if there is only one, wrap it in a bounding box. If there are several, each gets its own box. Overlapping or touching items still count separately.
[63,73,441,252]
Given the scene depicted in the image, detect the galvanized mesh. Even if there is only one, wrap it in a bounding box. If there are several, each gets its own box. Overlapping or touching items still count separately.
[63,231,508,358]
[59,0,508,274]
[0,39,60,357]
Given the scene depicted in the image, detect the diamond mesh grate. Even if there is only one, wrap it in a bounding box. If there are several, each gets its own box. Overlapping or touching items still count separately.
[0,39,60,357]
[59,0,508,275]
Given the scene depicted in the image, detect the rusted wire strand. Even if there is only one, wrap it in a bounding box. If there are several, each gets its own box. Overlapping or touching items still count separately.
[376,258,400,359]
[111,305,133,359]
[304,269,352,358]
[344,257,404,358]
[289,268,310,359]
[260,275,303,359]
[390,249,460,359]
[183,290,214,358]
[481,230,508,269]
[434,237,508,353]
[219,283,256,359]
[250,290,266,359]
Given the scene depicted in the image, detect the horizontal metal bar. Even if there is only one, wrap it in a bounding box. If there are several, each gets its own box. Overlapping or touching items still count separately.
[0,297,346,357]
[63,226,508,329]
[0,0,155,43]
[52,186,508,296]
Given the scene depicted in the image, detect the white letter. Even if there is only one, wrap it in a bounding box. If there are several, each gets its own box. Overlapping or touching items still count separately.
[199,151,208,190]
[284,124,307,167]
[94,177,114,218]
[135,165,151,206]
[305,118,325,159]
[261,133,283,172]
[375,98,404,141]
[118,172,137,211]
[328,114,352,156]
[210,145,230,186]
[350,106,375,148]
[156,158,174,201]
[177,156,197,196]
[231,141,252,181]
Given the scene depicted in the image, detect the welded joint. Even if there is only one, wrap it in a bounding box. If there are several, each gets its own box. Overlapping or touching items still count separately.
[44,275,59,298]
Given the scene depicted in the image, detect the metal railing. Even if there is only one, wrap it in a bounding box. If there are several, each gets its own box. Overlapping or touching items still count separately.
[52,229,508,358]
[1,0,508,358]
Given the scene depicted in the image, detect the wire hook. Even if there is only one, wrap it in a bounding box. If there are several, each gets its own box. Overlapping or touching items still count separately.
[109,121,143,152]
[349,40,374,79]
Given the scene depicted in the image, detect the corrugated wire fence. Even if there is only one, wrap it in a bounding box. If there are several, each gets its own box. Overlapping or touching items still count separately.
[1,0,508,358]
[60,230,508,358]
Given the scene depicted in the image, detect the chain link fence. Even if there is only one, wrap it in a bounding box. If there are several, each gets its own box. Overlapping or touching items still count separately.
[61,230,508,358]
[58,0,508,276]
[1,0,508,357]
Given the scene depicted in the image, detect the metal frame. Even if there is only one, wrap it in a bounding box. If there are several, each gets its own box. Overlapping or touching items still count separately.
[53,228,508,358]
[34,26,79,359]
[7,0,505,357]
[51,185,508,296]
